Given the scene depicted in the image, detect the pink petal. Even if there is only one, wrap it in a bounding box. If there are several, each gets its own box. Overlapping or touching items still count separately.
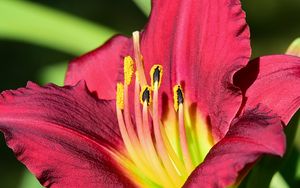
[183,105,285,188]
[141,0,251,140]
[0,82,134,187]
[65,35,130,99]
[234,55,300,124]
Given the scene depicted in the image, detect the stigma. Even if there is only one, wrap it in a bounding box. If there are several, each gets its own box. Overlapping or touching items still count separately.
[112,31,210,188]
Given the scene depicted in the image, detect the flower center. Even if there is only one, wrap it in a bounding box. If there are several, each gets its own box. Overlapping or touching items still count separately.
[111,31,214,188]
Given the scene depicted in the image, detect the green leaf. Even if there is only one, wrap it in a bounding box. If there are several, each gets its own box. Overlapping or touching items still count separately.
[132,0,151,16]
[279,147,300,187]
[279,122,300,187]
[38,62,68,85]
[0,0,116,55]
[270,172,289,188]
[286,38,300,56]
[296,156,300,179]
[19,169,43,188]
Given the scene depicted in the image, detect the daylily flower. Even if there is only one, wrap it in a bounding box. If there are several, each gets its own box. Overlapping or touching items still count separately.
[0,0,300,187]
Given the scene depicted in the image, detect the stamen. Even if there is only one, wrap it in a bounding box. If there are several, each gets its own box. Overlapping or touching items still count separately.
[150,66,188,179]
[173,85,194,173]
[152,76,183,185]
[115,85,158,183]
[124,56,134,85]
[140,81,174,187]
[134,75,170,187]
[122,59,143,159]
[150,65,163,89]
[123,62,163,182]
[142,100,174,187]
[123,84,140,148]
[123,82,151,169]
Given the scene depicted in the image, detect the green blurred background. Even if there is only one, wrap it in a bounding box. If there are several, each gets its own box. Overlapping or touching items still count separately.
[0,0,299,187]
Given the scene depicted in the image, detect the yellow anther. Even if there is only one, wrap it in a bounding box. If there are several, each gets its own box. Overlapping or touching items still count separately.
[150,65,163,89]
[173,85,184,112]
[124,56,135,85]
[116,83,124,109]
[140,85,152,106]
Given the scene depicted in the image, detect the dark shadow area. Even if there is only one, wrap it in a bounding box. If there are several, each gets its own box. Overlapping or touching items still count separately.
[0,40,73,90]
[0,133,24,188]
[242,0,300,57]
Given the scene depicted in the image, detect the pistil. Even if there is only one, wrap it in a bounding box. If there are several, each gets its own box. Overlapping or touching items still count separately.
[133,31,147,86]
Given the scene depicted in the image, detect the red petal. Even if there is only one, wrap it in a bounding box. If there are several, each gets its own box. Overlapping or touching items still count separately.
[65,35,130,99]
[0,82,134,187]
[183,105,285,188]
[234,55,300,124]
[141,0,251,140]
